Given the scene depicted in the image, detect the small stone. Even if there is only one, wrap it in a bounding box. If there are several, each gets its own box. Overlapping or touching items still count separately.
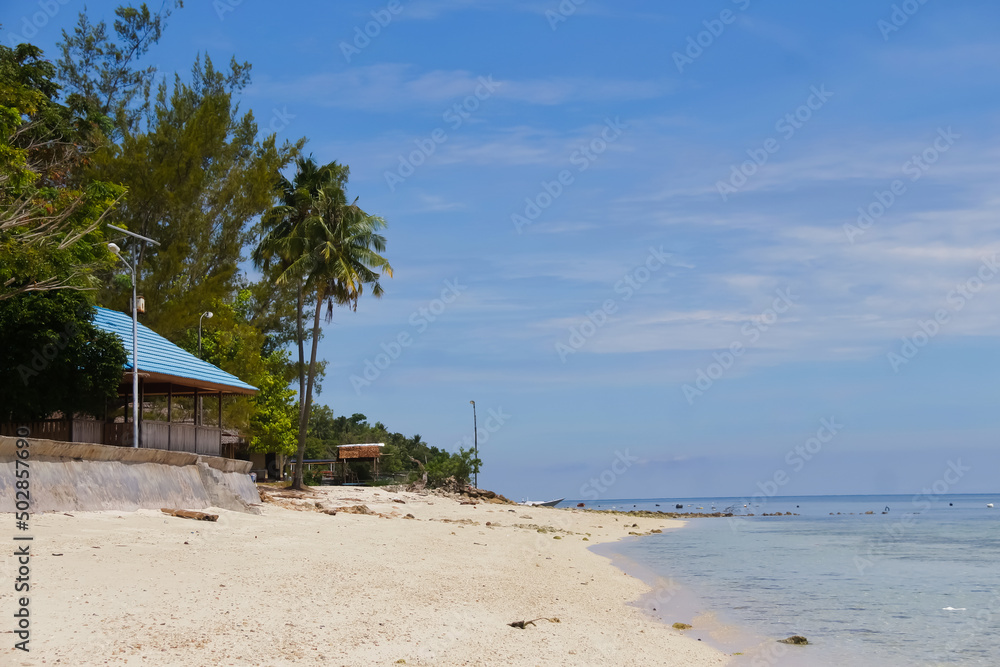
[778,635,809,645]
[672,623,692,630]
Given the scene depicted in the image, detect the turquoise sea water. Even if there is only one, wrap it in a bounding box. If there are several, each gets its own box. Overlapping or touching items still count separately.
[583,494,1000,667]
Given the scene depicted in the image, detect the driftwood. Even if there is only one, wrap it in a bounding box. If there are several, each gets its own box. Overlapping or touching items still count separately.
[508,617,560,629]
[161,509,219,522]
[408,456,428,487]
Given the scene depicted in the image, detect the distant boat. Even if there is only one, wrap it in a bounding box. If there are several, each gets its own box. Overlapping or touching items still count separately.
[521,498,564,507]
[988,503,994,509]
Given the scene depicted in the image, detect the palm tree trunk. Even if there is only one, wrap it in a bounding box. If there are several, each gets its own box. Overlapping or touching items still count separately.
[293,282,325,490]
[296,278,306,421]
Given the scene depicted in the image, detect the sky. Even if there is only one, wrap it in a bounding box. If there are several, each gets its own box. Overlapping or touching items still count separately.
[5,0,1000,501]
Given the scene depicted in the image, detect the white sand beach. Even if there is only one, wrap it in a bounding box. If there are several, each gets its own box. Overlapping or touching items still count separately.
[4,486,731,666]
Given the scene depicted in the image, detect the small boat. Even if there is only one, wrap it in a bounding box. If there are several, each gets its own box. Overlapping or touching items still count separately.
[988,503,994,509]
[521,498,565,507]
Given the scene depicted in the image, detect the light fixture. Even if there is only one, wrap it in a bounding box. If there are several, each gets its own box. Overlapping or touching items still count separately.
[198,311,214,357]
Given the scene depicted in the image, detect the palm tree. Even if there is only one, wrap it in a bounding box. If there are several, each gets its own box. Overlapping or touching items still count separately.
[254,159,347,431]
[256,159,391,490]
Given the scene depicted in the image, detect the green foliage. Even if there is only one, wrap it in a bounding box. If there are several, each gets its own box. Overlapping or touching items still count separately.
[303,408,479,487]
[56,2,184,134]
[0,43,125,301]
[94,54,303,338]
[173,290,298,454]
[256,157,392,490]
[426,448,482,488]
[0,291,127,421]
[247,351,297,456]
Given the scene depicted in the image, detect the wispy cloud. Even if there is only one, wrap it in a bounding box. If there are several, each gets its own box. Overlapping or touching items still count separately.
[248,65,672,110]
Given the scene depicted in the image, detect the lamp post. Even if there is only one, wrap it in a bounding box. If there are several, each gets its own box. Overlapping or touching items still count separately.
[108,242,139,448]
[107,226,159,449]
[198,311,213,357]
[469,400,478,488]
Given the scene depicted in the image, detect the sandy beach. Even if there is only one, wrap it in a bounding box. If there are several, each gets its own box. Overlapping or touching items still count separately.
[4,485,731,666]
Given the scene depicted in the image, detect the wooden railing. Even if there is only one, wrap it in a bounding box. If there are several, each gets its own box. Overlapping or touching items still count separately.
[3,419,222,457]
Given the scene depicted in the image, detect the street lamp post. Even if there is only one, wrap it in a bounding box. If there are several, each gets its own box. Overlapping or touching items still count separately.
[108,242,139,448]
[469,400,478,488]
[107,226,159,449]
[198,311,214,357]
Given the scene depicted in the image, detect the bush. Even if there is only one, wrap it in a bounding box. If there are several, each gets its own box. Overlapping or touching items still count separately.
[426,447,481,488]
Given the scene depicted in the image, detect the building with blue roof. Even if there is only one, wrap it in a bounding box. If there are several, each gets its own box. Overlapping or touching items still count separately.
[4,307,258,459]
[92,308,257,395]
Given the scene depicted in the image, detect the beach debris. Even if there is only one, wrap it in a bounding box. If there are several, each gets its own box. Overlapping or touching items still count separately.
[393,499,406,504]
[672,623,692,630]
[508,617,560,629]
[332,504,375,515]
[161,509,218,522]
[436,517,478,525]
[778,635,809,645]
[577,503,585,507]
[321,509,338,516]
[404,513,416,519]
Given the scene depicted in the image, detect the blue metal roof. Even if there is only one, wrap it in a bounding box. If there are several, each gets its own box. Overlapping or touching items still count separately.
[92,307,257,394]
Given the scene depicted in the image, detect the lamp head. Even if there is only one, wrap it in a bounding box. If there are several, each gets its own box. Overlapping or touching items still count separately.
[205,311,214,319]
[470,400,475,406]
[108,242,121,255]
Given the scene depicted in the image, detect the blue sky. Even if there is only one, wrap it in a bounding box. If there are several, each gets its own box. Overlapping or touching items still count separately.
[6,0,1000,501]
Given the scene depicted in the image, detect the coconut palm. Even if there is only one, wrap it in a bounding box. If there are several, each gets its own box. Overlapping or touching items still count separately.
[255,158,391,490]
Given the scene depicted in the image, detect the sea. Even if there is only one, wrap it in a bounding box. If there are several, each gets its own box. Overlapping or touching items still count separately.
[575,494,1000,667]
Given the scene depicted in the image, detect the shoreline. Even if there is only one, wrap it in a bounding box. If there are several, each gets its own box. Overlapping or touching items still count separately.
[593,534,795,667]
[4,486,730,666]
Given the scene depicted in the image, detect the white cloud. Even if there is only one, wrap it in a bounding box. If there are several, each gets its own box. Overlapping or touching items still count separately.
[248,65,672,110]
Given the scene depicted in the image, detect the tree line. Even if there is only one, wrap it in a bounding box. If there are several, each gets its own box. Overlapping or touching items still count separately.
[0,3,478,489]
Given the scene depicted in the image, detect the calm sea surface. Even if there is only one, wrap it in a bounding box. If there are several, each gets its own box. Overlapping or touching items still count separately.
[580,494,1000,667]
